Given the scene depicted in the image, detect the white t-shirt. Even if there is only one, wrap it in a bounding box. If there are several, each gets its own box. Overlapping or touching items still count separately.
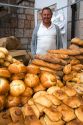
[36,23,56,54]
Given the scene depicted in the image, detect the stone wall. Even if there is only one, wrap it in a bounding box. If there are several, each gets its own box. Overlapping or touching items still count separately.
[0,0,34,50]
[67,0,83,42]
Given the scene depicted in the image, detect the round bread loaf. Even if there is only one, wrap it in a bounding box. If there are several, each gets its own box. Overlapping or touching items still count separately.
[0,68,11,78]
[8,63,27,74]
[24,73,39,88]
[10,80,25,96]
[0,78,10,94]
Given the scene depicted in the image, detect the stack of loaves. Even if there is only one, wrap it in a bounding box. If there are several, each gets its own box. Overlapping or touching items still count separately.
[0,37,83,125]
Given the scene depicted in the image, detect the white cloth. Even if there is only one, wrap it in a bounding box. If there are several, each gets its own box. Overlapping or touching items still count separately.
[36,23,56,54]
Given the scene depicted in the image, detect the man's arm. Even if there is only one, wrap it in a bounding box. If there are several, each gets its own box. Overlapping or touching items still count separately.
[31,28,37,56]
[55,25,63,49]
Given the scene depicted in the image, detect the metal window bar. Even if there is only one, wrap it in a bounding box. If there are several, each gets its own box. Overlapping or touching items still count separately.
[0,0,82,11]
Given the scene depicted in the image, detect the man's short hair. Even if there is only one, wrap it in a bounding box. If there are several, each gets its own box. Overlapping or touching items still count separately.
[42,7,53,15]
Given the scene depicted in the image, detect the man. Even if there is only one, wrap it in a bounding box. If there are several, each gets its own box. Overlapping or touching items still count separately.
[31,7,63,55]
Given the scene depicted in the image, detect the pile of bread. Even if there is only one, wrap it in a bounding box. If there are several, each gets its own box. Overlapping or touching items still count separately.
[0,38,83,125]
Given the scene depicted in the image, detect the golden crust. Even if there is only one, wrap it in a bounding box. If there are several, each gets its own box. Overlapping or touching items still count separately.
[44,108,62,122]
[48,49,80,55]
[62,86,77,97]
[11,73,25,80]
[40,72,57,88]
[57,104,76,122]
[63,64,72,75]
[32,59,63,70]
[8,63,27,74]
[66,118,83,125]
[63,96,83,108]
[24,73,39,88]
[0,78,10,94]
[0,96,6,111]
[34,84,45,93]
[27,64,40,74]
[75,105,83,122]
[21,87,33,97]
[70,59,80,65]
[34,54,67,65]
[9,107,24,123]
[0,68,11,78]
[0,110,12,125]
[53,89,68,100]
[44,115,64,125]
[34,95,52,108]
[6,96,21,108]
[71,37,83,46]
[10,80,25,96]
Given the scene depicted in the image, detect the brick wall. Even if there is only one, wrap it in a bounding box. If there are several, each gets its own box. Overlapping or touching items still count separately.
[67,0,83,42]
[0,0,34,50]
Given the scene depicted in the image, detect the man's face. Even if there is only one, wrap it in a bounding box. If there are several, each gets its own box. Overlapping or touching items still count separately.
[41,9,52,24]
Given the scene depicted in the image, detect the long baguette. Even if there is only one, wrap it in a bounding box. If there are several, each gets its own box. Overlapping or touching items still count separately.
[48,49,80,55]
[35,54,67,65]
[32,59,63,70]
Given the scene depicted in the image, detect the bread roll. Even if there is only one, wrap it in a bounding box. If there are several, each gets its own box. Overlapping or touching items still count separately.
[24,73,39,88]
[69,44,80,50]
[40,72,57,88]
[0,68,11,78]
[0,51,5,59]
[53,89,68,100]
[63,96,82,108]
[33,91,47,100]
[34,84,45,93]
[62,86,77,97]
[11,73,25,80]
[24,115,42,125]
[0,78,10,95]
[40,67,56,74]
[27,64,40,74]
[7,96,21,108]
[73,84,83,95]
[22,87,33,97]
[21,96,30,105]
[66,118,83,125]
[5,54,13,63]
[9,107,24,123]
[45,94,61,106]
[43,108,62,122]
[70,59,80,65]
[44,115,64,125]
[10,80,25,96]
[22,104,35,118]
[63,74,73,82]
[34,95,52,108]
[63,64,72,75]
[57,104,76,122]
[75,105,83,122]
[72,64,83,71]
[71,37,83,46]
[47,86,60,94]
[8,63,27,74]
[3,61,10,67]
[0,110,12,125]
[0,47,8,55]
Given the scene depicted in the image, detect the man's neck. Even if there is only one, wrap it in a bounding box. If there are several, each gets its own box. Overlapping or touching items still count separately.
[43,22,51,28]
